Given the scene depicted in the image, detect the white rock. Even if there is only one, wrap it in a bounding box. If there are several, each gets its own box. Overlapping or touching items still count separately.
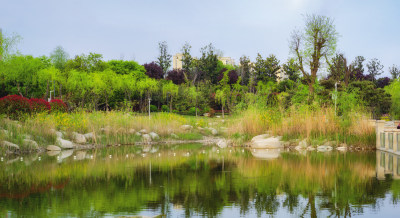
[135,132,142,137]
[83,132,94,140]
[298,139,308,148]
[149,132,160,140]
[317,145,333,152]
[72,132,87,144]
[56,138,74,149]
[250,134,282,149]
[216,116,221,118]
[295,145,304,151]
[337,146,347,151]
[142,134,152,143]
[50,129,63,138]
[209,128,218,135]
[203,113,210,117]
[46,145,61,151]
[217,139,228,148]
[47,150,61,156]
[139,129,148,134]
[180,125,193,131]
[1,141,20,150]
[23,139,39,149]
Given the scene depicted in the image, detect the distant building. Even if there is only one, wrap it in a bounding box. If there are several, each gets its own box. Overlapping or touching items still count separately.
[173,53,183,70]
[219,57,235,66]
[276,67,288,82]
[172,53,236,69]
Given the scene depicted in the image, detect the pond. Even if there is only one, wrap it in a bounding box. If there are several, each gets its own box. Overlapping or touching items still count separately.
[0,144,399,217]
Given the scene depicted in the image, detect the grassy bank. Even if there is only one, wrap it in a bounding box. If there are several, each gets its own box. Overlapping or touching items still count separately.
[0,105,376,154]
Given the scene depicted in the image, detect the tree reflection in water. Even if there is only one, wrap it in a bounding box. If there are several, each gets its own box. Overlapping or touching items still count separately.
[0,145,399,217]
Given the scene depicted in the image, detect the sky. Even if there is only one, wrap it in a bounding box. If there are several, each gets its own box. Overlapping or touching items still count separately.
[1,0,399,77]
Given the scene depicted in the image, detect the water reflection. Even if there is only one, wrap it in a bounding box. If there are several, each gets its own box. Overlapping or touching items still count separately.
[250,148,281,159]
[0,145,399,217]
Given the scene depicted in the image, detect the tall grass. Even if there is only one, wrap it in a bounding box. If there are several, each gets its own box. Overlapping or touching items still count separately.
[228,105,375,147]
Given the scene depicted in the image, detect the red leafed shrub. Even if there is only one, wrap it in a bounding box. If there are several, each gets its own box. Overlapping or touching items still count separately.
[29,98,51,113]
[50,99,68,113]
[0,95,31,119]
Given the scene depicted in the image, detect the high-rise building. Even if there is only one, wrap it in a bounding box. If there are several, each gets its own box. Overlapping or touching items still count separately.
[173,53,183,70]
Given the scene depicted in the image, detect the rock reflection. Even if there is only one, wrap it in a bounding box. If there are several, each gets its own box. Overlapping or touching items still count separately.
[250,148,281,159]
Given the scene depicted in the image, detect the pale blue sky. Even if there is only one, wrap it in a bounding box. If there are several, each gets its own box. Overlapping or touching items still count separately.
[1,0,399,77]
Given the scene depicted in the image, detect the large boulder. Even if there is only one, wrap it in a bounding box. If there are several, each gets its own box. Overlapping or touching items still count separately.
[72,132,87,144]
[83,132,94,140]
[46,145,61,151]
[56,138,74,149]
[250,135,282,149]
[180,125,193,131]
[50,129,63,138]
[1,141,20,150]
[149,132,160,140]
[209,128,218,135]
[23,139,39,149]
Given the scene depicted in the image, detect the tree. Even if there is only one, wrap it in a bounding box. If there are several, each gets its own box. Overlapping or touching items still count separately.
[290,14,338,100]
[181,42,192,74]
[254,54,280,83]
[239,55,251,85]
[156,41,172,77]
[64,53,107,72]
[282,58,300,82]
[107,60,146,76]
[389,65,399,80]
[215,70,231,118]
[0,30,21,61]
[143,62,163,79]
[350,56,367,81]
[162,81,179,112]
[366,58,384,82]
[50,46,69,71]
[166,69,185,85]
[326,53,353,86]
[199,43,219,84]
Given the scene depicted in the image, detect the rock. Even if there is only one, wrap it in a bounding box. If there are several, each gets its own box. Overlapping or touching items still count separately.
[47,150,61,156]
[209,128,218,135]
[56,138,74,149]
[23,139,39,149]
[149,132,160,140]
[72,132,87,144]
[251,148,281,159]
[139,129,148,134]
[170,133,179,139]
[197,127,204,131]
[128,129,136,134]
[307,146,316,151]
[180,125,193,131]
[46,145,61,151]
[1,141,20,150]
[317,145,333,152]
[217,139,228,148]
[339,143,347,147]
[294,145,304,151]
[323,141,336,147]
[298,139,308,148]
[203,113,210,117]
[135,132,142,137]
[250,135,282,149]
[50,129,63,138]
[76,151,86,160]
[84,132,94,140]
[142,134,152,143]
[216,116,221,118]
[337,146,347,151]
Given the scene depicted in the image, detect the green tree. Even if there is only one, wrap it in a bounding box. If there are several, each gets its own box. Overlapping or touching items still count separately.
[290,14,339,100]
[389,65,399,80]
[157,41,172,77]
[366,58,384,82]
[282,58,300,82]
[162,80,179,112]
[181,42,192,77]
[239,55,251,85]
[50,46,69,71]
[0,30,21,61]
[199,43,219,84]
[215,70,230,118]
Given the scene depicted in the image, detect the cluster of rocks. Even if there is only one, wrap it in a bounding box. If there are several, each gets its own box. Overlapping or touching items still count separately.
[294,139,348,152]
[1,127,40,152]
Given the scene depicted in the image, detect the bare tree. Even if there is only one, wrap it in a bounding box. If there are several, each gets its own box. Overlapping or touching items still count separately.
[290,14,339,100]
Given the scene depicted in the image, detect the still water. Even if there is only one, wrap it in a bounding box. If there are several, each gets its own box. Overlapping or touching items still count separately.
[0,144,399,217]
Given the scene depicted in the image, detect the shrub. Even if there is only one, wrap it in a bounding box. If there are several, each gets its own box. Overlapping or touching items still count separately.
[150,105,158,112]
[187,107,197,116]
[161,105,169,112]
[0,95,31,119]
[50,99,68,113]
[29,98,51,113]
